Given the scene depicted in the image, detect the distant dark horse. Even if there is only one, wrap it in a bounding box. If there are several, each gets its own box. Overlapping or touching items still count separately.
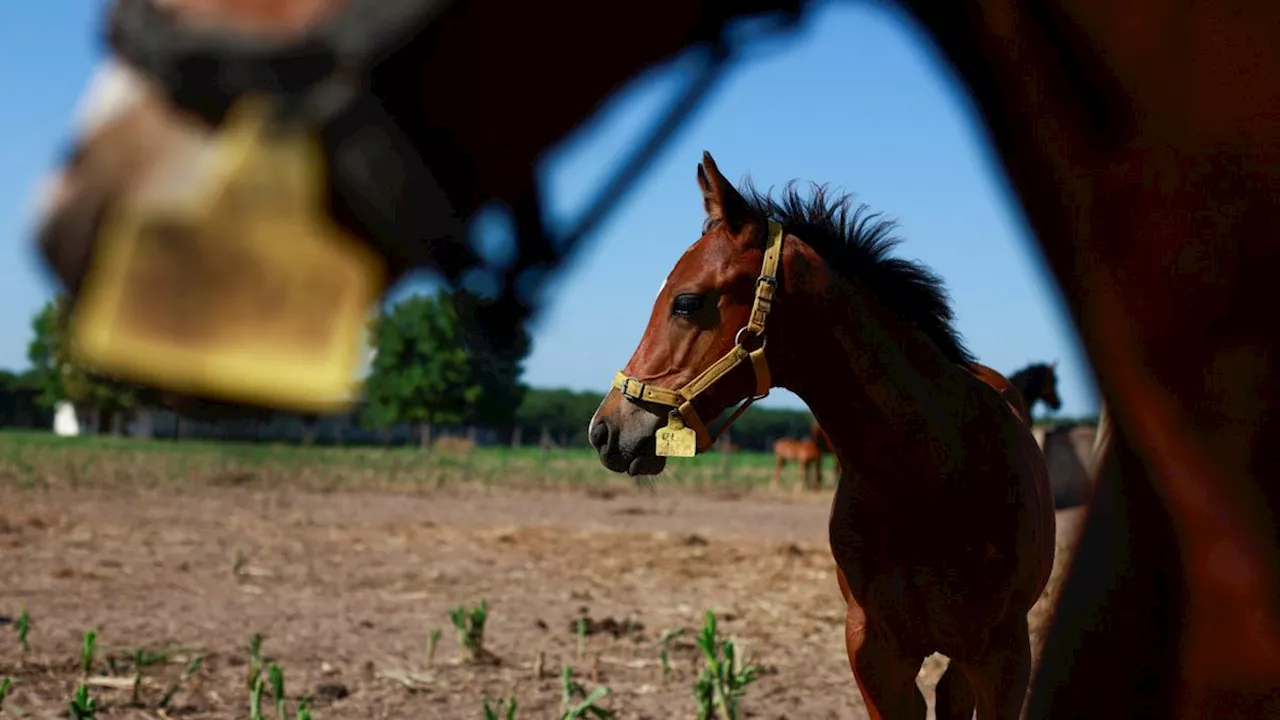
[1008,362,1062,418]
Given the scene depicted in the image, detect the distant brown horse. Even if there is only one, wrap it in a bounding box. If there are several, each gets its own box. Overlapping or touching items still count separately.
[590,153,1054,720]
[771,420,834,493]
[771,436,823,492]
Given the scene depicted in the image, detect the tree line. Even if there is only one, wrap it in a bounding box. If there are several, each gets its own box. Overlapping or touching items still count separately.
[9,291,819,451]
[511,386,817,450]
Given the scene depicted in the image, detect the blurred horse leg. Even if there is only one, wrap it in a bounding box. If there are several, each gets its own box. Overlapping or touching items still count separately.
[953,615,1032,720]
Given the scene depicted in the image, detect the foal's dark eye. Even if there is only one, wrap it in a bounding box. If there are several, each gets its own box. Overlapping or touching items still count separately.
[672,293,704,318]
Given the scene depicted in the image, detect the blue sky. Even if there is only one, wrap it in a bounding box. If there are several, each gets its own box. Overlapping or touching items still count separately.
[0,0,1100,418]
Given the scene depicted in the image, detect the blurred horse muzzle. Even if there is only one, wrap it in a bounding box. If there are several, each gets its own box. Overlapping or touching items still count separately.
[33,174,106,297]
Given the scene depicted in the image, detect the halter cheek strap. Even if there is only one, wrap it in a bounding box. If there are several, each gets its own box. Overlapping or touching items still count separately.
[611,219,784,456]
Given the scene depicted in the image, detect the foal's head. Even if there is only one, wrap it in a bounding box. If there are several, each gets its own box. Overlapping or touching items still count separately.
[587,152,777,476]
[589,151,975,478]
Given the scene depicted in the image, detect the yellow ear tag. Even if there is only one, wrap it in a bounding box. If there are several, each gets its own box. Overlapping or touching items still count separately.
[655,413,698,458]
[70,95,387,413]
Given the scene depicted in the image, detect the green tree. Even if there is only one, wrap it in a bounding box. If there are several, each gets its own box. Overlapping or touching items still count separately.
[452,290,531,433]
[514,388,605,448]
[513,385,818,451]
[27,294,70,409]
[0,368,42,429]
[26,294,140,435]
[361,292,481,447]
[0,369,38,393]
[729,406,815,450]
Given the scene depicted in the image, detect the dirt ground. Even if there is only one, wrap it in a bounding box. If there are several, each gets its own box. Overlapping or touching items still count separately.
[0,482,1084,719]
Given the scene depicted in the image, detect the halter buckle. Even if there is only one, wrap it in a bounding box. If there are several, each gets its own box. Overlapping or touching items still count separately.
[618,376,642,399]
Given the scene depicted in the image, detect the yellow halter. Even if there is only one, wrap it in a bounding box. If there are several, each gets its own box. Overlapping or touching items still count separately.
[611,220,784,457]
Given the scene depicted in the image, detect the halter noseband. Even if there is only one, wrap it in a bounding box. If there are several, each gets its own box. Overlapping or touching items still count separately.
[611,220,784,457]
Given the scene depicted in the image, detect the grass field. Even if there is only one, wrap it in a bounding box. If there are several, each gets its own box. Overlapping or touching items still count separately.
[0,429,1082,719]
[0,430,789,495]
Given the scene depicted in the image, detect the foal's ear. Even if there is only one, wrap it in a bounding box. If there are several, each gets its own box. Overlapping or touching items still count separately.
[697,151,751,232]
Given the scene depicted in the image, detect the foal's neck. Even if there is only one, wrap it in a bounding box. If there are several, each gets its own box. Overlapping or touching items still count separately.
[772,244,974,481]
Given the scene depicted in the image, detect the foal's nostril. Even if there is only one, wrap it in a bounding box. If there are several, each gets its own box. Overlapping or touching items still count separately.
[589,421,609,451]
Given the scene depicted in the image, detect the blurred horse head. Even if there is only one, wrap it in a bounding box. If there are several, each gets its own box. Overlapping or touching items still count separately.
[33,0,354,299]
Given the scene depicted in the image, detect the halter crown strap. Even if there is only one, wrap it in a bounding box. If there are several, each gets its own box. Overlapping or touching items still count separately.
[612,219,784,453]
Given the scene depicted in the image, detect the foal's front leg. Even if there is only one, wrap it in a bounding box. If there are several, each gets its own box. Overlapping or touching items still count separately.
[844,600,927,720]
[954,614,1032,720]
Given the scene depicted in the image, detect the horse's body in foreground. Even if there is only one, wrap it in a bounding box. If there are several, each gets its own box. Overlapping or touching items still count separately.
[32,1,1280,715]
[590,153,1055,719]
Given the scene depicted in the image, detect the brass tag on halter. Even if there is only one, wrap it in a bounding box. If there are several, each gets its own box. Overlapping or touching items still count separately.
[71,95,387,413]
[655,414,698,458]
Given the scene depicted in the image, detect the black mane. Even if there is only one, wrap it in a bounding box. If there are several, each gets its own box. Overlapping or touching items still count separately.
[738,179,976,366]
